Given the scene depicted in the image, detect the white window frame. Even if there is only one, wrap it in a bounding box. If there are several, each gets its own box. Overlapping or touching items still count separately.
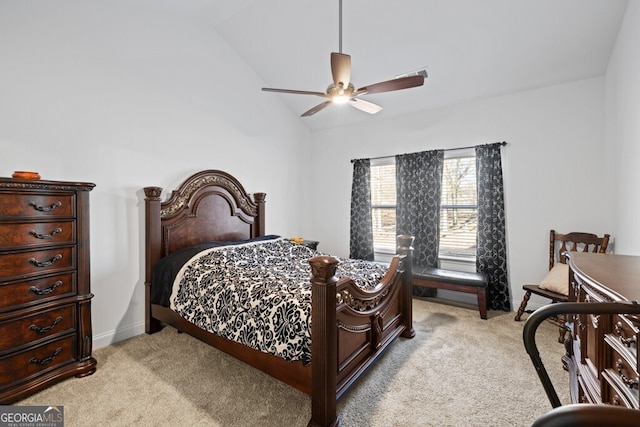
[370,157,397,259]
[439,148,477,264]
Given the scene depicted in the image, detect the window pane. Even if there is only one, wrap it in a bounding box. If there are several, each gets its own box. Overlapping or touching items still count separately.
[370,164,396,206]
[372,207,396,248]
[440,157,477,258]
[441,157,477,206]
[439,208,477,257]
[371,163,397,252]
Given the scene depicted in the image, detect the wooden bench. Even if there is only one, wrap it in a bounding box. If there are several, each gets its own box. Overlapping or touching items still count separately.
[413,266,488,319]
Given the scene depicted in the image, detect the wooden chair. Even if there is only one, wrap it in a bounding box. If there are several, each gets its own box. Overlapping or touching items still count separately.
[514,230,610,342]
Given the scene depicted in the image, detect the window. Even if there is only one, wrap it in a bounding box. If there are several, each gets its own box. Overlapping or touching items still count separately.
[370,159,397,254]
[370,153,477,260]
[439,156,477,258]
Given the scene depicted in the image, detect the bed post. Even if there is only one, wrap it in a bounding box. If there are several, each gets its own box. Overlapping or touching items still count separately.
[252,192,266,237]
[397,235,415,339]
[144,186,163,334]
[308,256,340,427]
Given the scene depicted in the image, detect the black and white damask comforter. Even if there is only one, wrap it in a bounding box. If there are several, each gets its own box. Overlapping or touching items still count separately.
[169,237,388,364]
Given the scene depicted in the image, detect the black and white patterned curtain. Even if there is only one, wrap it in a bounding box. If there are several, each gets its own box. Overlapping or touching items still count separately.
[349,159,374,260]
[476,143,510,311]
[396,150,444,268]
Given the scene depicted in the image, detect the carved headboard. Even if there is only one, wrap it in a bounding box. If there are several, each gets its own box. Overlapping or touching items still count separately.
[143,170,266,284]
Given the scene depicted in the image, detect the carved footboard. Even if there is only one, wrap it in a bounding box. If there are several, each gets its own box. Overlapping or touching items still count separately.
[308,235,414,427]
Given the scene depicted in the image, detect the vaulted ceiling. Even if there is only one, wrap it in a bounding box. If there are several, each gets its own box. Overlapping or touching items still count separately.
[143,0,629,131]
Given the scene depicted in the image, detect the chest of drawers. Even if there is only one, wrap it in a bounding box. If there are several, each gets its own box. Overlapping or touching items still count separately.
[565,252,640,410]
[0,177,97,403]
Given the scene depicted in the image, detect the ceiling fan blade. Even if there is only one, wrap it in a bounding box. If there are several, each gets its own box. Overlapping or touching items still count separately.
[301,100,332,117]
[331,52,351,89]
[262,87,327,97]
[350,98,383,115]
[356,75,424,96]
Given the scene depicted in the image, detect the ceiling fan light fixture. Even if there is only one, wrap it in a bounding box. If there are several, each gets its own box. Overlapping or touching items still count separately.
[332,95,351,104]
[327,82,354,104]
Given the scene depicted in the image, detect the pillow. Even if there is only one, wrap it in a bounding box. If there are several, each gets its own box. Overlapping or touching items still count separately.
[538,263,569,296]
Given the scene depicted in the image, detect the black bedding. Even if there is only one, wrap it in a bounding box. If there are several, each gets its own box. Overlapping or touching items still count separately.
[151,235,281,306]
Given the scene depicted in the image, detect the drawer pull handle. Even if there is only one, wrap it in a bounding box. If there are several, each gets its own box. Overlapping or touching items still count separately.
[28,254,62,267]
[616,359,624,374]
[29,280,63,295]
[29,317,63,334]
[30,347,62,366]
[29,228,62,240]
[29,200,62,212]
[621,335,637,347]
[615,321,637,347]
[620,374,639,389]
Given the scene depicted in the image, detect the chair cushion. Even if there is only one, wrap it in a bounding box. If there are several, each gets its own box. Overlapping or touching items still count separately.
[413,266,487,288]
[538,263,569,296]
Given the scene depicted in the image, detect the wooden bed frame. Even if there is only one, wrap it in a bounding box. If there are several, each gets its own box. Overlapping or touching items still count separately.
[143,169,415,427]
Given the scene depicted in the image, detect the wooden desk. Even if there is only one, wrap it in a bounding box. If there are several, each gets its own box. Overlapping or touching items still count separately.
[565,252,640,409]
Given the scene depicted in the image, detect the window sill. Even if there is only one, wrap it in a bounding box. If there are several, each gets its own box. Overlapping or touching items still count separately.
[374,251,476,267]
[374,248,396,255]
[439,255,476,264]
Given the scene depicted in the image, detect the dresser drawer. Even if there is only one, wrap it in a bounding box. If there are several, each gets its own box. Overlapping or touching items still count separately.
[0,305,76,354]
[0,247,75,280]
[613,314,639,360]
[611,344,639,387]
[0,272,75,312]
[0,221,75,250]
[603,331,640,409]
[0,335,76,390]
[0,193,75,219]
[602,368,639,409]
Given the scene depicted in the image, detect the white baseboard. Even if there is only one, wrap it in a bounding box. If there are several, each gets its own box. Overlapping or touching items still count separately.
[93,321,146,350]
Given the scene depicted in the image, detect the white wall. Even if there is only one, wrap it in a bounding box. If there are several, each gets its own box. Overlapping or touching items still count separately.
[605,0,640,255]
[308,77,609,311]
[0,2,312,347]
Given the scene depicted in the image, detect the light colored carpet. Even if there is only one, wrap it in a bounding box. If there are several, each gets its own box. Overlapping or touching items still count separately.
[18,298,569,426]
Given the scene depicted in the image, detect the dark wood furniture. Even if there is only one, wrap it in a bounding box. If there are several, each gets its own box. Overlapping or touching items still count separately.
[515,230,610,342]
[143,170,415,427]
[412,267,488,319]
[0,177,97,403]
[301,240,319,250]
[564,252,640,409]
[532,404,640,427]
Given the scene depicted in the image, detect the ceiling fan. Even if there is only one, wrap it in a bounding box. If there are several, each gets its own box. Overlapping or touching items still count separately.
[261,0,426,117]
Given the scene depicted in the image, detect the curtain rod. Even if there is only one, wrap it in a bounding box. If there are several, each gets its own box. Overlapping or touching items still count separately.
[350,141,507,163]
